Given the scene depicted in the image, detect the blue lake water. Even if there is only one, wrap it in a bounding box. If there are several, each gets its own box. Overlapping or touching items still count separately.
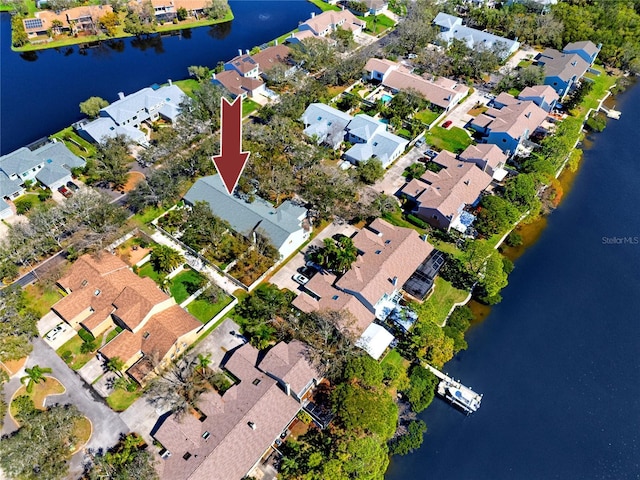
[386,83,640,479]
[0,0,320,155]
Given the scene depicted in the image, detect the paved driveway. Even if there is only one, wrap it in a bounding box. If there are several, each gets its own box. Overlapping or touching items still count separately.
[444,89,493,131]
[38,311,76,351]
[270,222,357,293]
[371,146,424,196]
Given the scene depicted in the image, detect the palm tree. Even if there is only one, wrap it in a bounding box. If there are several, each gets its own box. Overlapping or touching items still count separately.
[150,244,184,274]
[196,353,212,376]
[20,365,52,393]
[107,356,125,375]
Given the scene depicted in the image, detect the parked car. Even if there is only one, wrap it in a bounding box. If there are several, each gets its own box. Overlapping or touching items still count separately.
[66,181,79,192]
[45,323,67,342]
[415,137,425,147]
[306,260,323,272]
[442,120,452,128]
[58,186,72,198]
[424,149,438,159]
[292,273,309,285]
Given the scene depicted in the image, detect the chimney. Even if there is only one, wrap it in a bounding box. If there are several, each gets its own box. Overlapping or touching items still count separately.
[274,38,278,46]
[168,79,172,86]
[311,12,315,17]
[246,49,249,55]
[212,73,216,80]
[248,421,256,430]
[238,48,242,56]
[392,276,398,286]
[118,92,125,100]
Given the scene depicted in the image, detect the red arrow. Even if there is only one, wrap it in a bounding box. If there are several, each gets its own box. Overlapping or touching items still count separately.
[212,96,250,195]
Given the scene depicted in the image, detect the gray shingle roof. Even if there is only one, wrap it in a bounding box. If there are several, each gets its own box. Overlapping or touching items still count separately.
[183,175,307,252]
[536,48,589,82]
[345,129,407,165]
[79,117,146,144]
[33,142,85,169]
[36,163,70,188]
[301,103,352,147]
[0,198,11,214]
[0,147,43,177]
[433,12,461,29]
[345,114,383,141]
[102,84,186,125]
[0,171,23,198]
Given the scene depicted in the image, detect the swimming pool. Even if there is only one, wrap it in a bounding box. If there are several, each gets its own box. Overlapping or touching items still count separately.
[381,94,393,103]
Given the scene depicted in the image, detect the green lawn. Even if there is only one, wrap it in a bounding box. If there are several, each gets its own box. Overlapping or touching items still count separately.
[381,349,406,369]
[105,326,123,344]
[414,109,440,125]
[131,205,169,225]
[14,193,52,216]
[382,207,428,235]
[106,389,141,412]
[307,0,341,12]
[242,99,260,117]
[50,127,96,158]
[579,66,618,113]
[57,333,104,371]
[507,88,521,97]
[422,277,469,326]
[170,268,205,304]
[187,293,233,323]
[24,284,63,318]
[359,14,395,35]
[138,262,162,284]
[173,79,201,98]
[425,126,474,153]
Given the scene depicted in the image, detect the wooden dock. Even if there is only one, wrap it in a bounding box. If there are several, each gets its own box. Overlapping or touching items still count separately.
[424,364,483,415]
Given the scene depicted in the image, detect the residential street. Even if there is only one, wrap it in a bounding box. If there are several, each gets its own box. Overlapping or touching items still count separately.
[1,339,129,478]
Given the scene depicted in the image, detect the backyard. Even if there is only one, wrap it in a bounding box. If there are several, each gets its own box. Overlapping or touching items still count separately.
[414,108,441,126]
[187,292,233,323]
[169,268,206,304]
[359,14,395,35]
[421,277,469,326]
[425,126,474,153]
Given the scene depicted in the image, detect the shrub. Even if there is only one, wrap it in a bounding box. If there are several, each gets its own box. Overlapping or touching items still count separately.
[506,231,523,247]
[406,214,428,229]
[15,198,33,215]
[78,329,95,343]
[38,189,52,202]
[389,419,427,455]
[80,340,97,354]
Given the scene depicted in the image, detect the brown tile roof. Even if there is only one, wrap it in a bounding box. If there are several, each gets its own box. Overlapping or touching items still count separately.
[364,57,400,76]
[100,304,200,365]
[518,85,559,105]
[382,68,469,110]
[213,70,264,97]
[23,5,113,32]
[494,91,521,107]
[400,151,493,221]
[250,45,291,74]
[301,10,365,36]
[258,340,322,398]
[112,278,168,331]
[154,344,301,480]
[151,0,209,11]
[225,54,259,75]
[472,98,547,138]
[293,219,432,336]
[459,143,508,171]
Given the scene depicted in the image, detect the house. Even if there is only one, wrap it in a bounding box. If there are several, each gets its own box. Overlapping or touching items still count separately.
[535,46,592,98]
[301,103,353,149]
[52,254,201,384]
[211,70,266,99]
[153,341,321,480]
[343,114,408,168]
[292,218,434,351]
[298,10,365,37]
[399,150,493,231]
[150,0,208,23]
[300,104,408,167]
[517,85,559,112]
[433,12,520,60]
[0,141,85,194]
[562,41,601,66]
[356,323,395,360]
[348,0,389,16]
[364,58,469,112]
[77,83,187,145]
[469,95,548,154]
[225,45,295,82]
[458,143,509,181]
[183,175,311,260]
[22,5,113,37]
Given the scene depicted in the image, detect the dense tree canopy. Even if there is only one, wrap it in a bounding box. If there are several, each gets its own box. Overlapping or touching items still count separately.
[79,96,109,118]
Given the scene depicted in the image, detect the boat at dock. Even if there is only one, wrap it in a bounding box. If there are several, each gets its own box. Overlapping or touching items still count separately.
[424,363,483,415]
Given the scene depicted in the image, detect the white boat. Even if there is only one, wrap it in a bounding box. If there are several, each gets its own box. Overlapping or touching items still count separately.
[438,380,482,414]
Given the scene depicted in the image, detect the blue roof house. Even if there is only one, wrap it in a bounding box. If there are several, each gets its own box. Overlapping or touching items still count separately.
[301,103,352,149]
[183,175,311,260]
[344,114,408,168]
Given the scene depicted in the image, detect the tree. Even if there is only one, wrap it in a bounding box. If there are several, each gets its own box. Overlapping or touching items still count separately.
[204,0,228,19]
[84,433,159,480]
[347,1,368,14]
[504,173,539,212]
[88,135,132,189]
[356,158,384,185]
[196,353,212,375]
[310,236,358,274]
[176,6,188,21]
[290,37,337,73]
[389,419,427,455]
[80,96,109,119]
[0,404,82,480]
[404,365,438,413]
[98,12,120,37]
[150,244,183,274]
[475,195,521,236]
[106,357,125,374]
[20,365,52,393]
[0,287,38,362]
[187,65,211,82]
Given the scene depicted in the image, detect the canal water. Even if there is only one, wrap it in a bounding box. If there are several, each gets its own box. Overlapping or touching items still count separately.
[386,83,640,479]
[0,0,320,155]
